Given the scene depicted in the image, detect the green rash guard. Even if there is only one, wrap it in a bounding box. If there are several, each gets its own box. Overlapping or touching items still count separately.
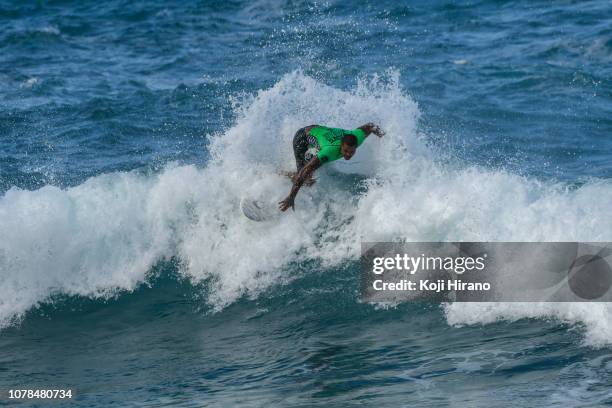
[307,126,367,164]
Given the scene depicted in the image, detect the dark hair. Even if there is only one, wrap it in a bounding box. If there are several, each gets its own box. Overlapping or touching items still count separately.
[342,133,358,147]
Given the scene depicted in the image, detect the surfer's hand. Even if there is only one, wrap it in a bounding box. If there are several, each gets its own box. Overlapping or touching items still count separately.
[373,124,385,137]
[360,122,385,138]
[278,197,294,212]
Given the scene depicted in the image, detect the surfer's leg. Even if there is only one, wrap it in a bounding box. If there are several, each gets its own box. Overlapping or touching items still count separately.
[289,127,316,186]
[292,127,309,172]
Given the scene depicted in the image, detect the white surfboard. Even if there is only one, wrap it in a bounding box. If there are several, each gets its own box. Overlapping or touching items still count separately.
[240,169,313,222]
[240,197,276,222]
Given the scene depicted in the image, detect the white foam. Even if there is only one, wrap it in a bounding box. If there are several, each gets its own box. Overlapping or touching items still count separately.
[21,77,39,88]
[38,25,60,35]
[2,70,612,346]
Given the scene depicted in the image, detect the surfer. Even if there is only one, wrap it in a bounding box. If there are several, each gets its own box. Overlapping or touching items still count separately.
[278,123,385,211]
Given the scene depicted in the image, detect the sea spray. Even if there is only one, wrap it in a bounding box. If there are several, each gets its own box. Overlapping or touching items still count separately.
[2,71,612,346]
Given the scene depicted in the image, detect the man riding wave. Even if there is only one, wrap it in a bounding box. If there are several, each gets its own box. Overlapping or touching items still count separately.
[279,122,385,211]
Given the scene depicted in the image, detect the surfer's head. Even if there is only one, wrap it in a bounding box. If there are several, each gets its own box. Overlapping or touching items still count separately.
[340,134,358,160]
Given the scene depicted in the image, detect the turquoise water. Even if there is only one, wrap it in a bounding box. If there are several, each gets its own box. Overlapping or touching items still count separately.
[1,0,612,406]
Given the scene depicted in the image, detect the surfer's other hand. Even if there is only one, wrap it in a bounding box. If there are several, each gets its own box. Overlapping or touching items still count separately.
[278,197,295,212]
[373,124,385,137]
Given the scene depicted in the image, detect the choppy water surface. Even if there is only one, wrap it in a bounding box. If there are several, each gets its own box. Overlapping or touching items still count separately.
[1,0,612,406]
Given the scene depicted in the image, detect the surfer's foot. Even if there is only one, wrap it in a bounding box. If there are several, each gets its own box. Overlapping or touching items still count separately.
[292,173,316,186]
[303,176,316,186]
[283,171,316,186]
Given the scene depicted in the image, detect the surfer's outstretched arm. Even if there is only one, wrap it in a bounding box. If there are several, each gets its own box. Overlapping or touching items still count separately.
[358,122,385,138]
[279,157,321,212]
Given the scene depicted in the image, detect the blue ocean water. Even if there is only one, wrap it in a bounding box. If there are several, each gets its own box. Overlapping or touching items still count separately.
[1,0,612,406]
